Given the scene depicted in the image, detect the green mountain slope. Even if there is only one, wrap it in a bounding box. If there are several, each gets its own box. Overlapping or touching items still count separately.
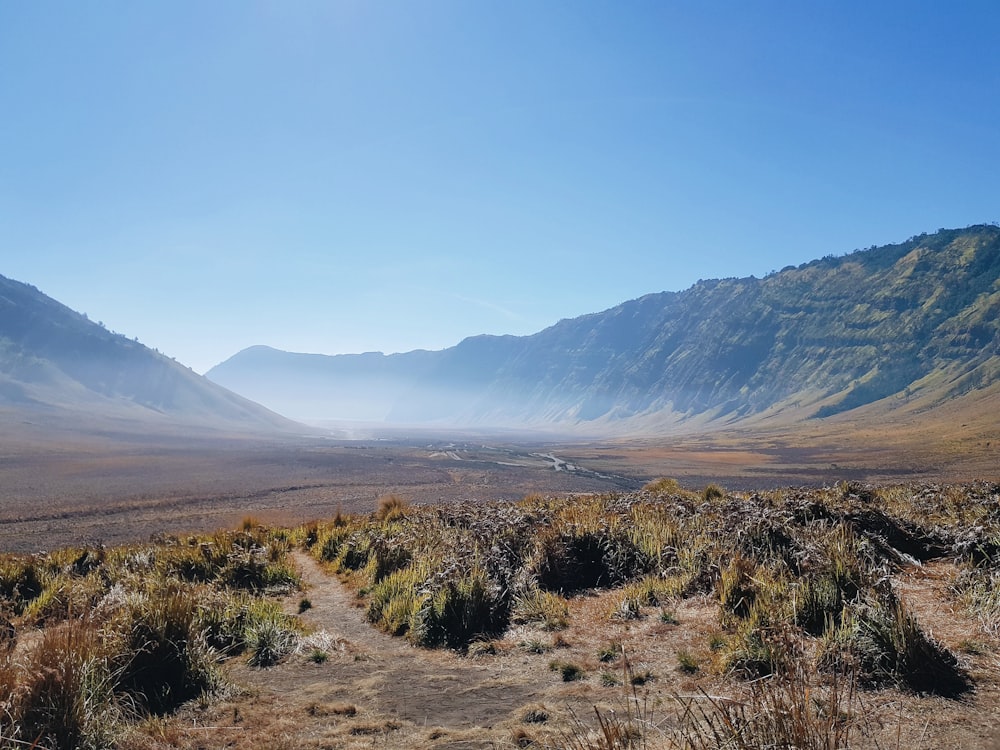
[209,225,1000,430]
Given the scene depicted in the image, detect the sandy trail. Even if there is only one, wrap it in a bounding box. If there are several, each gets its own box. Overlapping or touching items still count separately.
[234,551,540,733]
[209,550,1000,750]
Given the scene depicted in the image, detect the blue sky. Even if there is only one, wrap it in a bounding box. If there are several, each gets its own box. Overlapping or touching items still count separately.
[3,2,999,373]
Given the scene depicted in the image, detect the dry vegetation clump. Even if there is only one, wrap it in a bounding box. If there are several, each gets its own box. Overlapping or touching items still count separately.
[512,588,571,630]
[3,480,997,748]
[547,653,881,750]
[955,566,1000,634]
[0,526,302,749]
[375,493,409,522]
[817,588,971,695]
[670,661,871,750]
[157,524,299,592]
[304,482,995,717]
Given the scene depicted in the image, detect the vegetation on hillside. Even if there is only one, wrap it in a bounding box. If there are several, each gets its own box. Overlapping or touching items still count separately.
[212,225,1000,427]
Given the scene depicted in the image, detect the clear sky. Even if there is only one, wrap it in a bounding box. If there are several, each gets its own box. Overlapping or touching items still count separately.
[3,2,999,373]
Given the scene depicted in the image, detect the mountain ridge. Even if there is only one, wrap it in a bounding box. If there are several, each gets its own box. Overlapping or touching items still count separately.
[0,274,301,435]
[208,225,1000,432]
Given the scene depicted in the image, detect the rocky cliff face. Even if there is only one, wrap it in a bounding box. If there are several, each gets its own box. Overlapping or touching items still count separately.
[209,225,1000,430]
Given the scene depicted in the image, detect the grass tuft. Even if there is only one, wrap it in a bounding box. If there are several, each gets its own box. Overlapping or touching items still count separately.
[375,494,409,522]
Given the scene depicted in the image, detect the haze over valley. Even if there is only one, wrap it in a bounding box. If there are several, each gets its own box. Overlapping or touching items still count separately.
[208,225,1000,435]
[2,224,998,553]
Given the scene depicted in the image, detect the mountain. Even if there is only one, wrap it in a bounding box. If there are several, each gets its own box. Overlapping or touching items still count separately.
[0,274,299,435]
[205,345,439,423]
[208,225,1000,431]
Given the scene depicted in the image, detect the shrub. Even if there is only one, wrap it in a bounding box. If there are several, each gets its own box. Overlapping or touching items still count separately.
[817,592,970,696]
[612,575,680,622]
[512,589,569,630]
[160,540,225,583]
[823,522,875,594]
[17,618,122,750]
[246,612,297,667]
[533,528,608,592]
[23,573,106,626]
[366,565,428,637]
[702,483,725,501]
[677,649,699,674]
[717,556,758,623]
[597,642,621,663]
[197,591,254,655]
[673,533,717,596]
[0,556,44,614]
[533,525,647,593]
[114,584,218,714]
[628,504,684,571]
[156,529,298,593]
[954,566,1000,634]
[718,620,800,678]
[793,572,854,636]
[549,660,583,681]
[315,524,353,564]
[300,520,321,549]
[642,477,682,495]
[375,494,409,522]
[329,533,375,574]
[411,569,510,650]
[362,539,413,585]
[219,545,299,592]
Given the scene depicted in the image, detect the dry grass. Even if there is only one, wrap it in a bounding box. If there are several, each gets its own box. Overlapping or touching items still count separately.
[0,526,303,748]
[374,494,410,522]
[3,479,999,748]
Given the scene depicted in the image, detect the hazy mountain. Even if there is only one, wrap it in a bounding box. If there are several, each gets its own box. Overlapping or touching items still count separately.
[205,345,439,423]
[208,225,1000,431]
[0,274,298,435]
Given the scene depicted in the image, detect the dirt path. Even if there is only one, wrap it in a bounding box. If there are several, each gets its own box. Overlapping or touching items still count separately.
[234,552,541,736]
[166,553,1000,750]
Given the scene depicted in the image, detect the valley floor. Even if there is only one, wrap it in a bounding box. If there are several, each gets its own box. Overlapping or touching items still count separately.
[2,419,996,554]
